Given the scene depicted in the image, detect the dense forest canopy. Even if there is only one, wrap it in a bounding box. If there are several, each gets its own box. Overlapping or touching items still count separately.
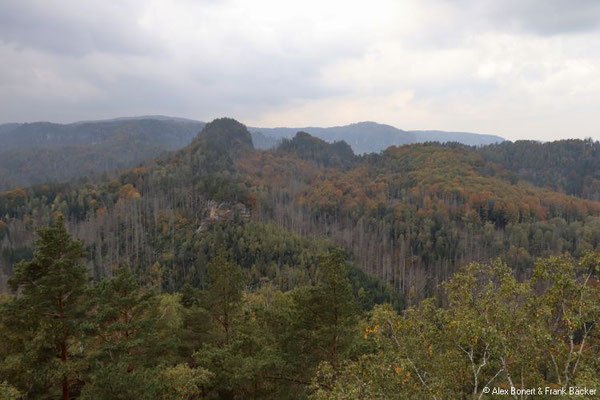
[476,139,600,200]
[1,118,600,398]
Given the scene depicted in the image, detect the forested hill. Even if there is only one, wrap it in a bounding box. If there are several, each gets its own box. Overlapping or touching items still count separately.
[0,117,205,190]
[477,139,600,200]
[0,117,203,151]
[277,131,356,169]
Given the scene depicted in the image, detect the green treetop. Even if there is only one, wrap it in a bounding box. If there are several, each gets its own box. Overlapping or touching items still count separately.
[4,217,88,400]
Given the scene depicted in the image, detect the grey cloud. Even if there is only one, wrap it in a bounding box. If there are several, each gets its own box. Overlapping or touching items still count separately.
[0,1,369,100]
[0,1,159,56]
[475,0,600,35]
[0,0,370,123]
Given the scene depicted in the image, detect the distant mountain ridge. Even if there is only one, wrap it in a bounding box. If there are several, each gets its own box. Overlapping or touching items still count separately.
[0,116,503,189]
[0,117,205,189]
[249,121,504,154]
[0,117,204,150]
[411,130,505,146]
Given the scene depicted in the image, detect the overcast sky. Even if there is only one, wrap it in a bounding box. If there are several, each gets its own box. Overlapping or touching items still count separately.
[1,0,599,141]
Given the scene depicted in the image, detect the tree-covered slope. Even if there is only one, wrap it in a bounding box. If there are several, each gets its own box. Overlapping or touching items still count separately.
[0,117,203,151]
[277,131,356,169]
[477,139,600,200]
[239,139,600,298]
[0,117,205,189]
[0,119,400,309]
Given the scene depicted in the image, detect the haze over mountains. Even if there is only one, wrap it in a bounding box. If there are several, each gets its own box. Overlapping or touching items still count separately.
[0,116,503,189]
[249,121,504,154]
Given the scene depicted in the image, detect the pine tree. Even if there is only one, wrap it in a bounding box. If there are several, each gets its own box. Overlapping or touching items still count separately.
[310,250,359,368]
[285,250,359,377]
[81,266,173,400]
[205,250,244,346]
[5,217,88,400]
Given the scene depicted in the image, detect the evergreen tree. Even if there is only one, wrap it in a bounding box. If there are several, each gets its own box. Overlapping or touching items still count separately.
[81,266,174,400]
[279,250,359,384]
[4,217,88,400]
[205,250,244,346]
[308,250,359,369]
[0,380,22,400]
[192,250,245,398]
